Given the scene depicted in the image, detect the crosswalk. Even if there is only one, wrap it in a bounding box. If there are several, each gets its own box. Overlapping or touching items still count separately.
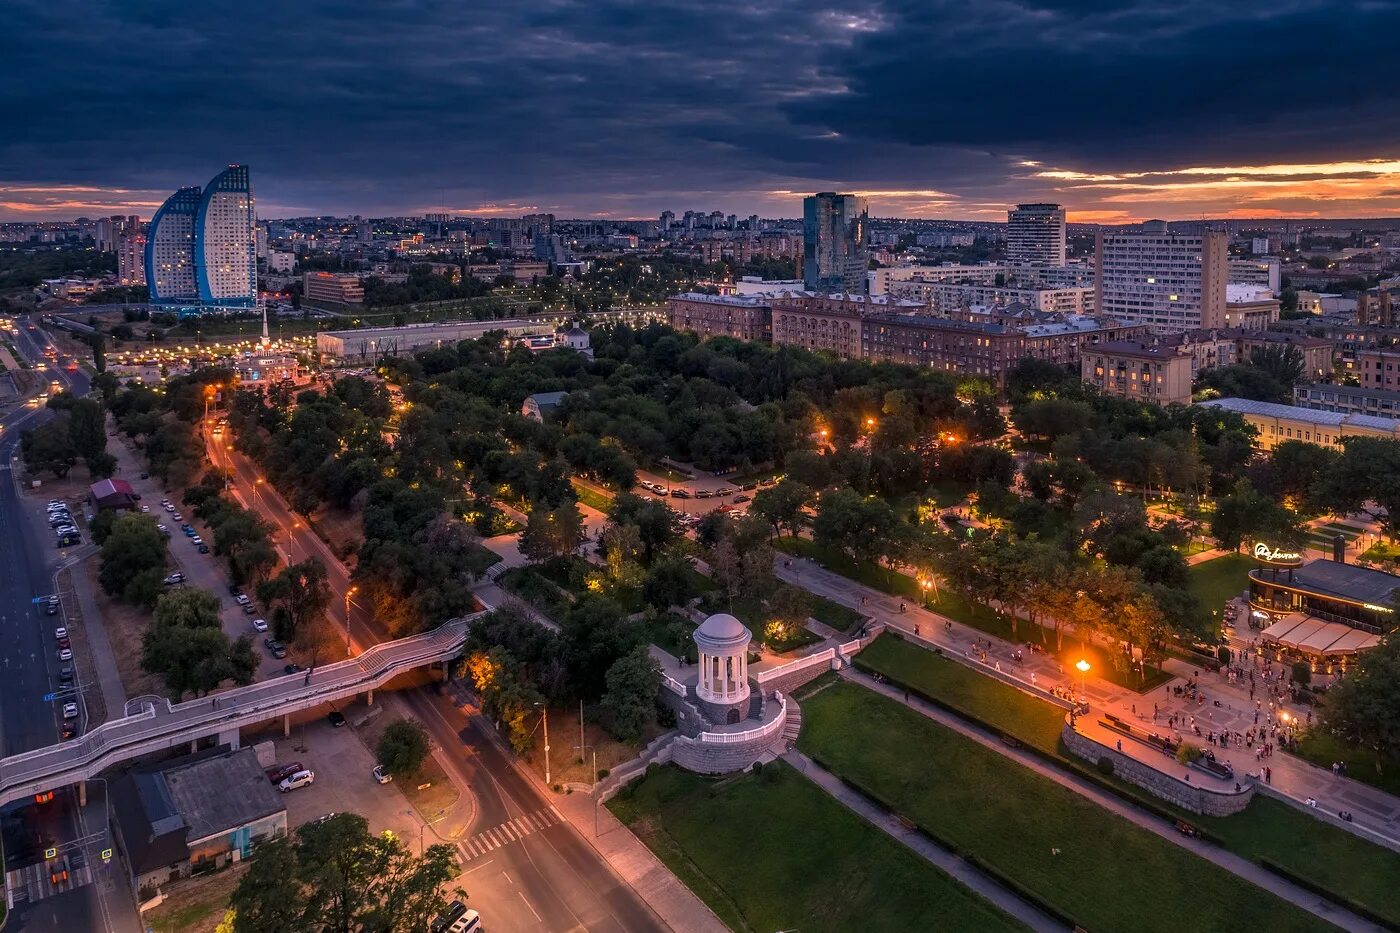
[458,807,562,861]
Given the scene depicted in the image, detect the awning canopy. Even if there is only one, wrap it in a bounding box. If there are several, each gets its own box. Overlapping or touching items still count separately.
[1261,613,1380,656]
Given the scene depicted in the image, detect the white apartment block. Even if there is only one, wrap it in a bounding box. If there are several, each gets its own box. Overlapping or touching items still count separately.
[1227,257,1281,294]
[1095,221,1227,332]
[886,279,1094,315]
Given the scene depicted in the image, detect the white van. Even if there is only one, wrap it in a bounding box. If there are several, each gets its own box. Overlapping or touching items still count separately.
[431,901,482,933]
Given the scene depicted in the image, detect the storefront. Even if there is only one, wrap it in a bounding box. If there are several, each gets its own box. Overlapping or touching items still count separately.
[1249,546,1396,672]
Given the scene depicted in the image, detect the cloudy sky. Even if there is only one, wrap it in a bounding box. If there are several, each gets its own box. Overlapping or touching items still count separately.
[4,0,1400,222]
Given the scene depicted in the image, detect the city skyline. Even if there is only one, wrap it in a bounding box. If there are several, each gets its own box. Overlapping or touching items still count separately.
[6,1,1400,222]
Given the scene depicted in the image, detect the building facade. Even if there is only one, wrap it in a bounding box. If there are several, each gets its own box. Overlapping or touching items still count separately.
[1223,284,1279,330]
[802,193,868,294]
[667,293,772,343]
[886,279,1095,315]
[303,272,364,305]
[1200,397,1400,450]
[146,165,256,313]
[1294,383,1400,420]
[1096,221,1228,331]
[118,232,147,286]
[1081,341,1197,406]
[1006,203,1066,266]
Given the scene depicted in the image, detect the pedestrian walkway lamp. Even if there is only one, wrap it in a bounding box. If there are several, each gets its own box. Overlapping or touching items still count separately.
[1075,659,1090,700]
[344,585,358,656]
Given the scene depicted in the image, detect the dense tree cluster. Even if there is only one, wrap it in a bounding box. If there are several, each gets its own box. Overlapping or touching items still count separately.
[142,587,257,698]
[20,395,114,479]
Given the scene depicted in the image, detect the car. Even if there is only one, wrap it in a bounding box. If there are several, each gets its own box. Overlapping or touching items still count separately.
[48,515,71,527]
[243,603,258,615]
[198,544,210,554]
[742,483,757,491]
[57,648,72,661]
[265,762,303,784]
[283,663,303,675]
[57,667,73,685]
[670,488,690,498]
[60,722,77,740]
[140,505,150,513]
[61,703,78,720]
[327,710,346,728]
[171,512,183,521]
[56,534,80,548]
[47,499,64,508]
[163,503,175,512]
[733,494,751,503]
[140,472,149,480]
[190,535,204,546]
[727,509,744,519]
[236,593,251,605]
[57,637,70,650]
[163,572,185,585]
[372,765,393,784]
[130,493,141,501]
[252,618,268,633]
[715,487,735,497]
[183,527,196,537]
[54,626,67,639]
[695,489,712,499]
[278,769,315,793]
[45,599,60,617]
[156,524,169,536]
[228,583,242,596]
[159,498,170,507]
[54,526,79,536]
[759,477,778,487]
[648,486,667,496]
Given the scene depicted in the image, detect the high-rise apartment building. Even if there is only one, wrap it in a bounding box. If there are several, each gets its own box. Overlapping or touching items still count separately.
[146,165,257,313]
[1095,221,1227,332]
[117,232,146,286]
[1007,203,1066,266]
[803,192,869,294]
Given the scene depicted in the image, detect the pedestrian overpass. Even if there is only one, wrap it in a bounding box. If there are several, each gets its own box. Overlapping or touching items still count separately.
[0,615,481,808]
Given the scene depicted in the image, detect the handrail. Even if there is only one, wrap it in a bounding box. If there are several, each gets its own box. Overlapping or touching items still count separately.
[755,649,833,683]
[698,695,788,744]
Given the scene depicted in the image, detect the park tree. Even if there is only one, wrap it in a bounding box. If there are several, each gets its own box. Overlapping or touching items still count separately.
[98,513,167,608]
[812,486,896,560]
[1316,437,1400,538]
[20,420,78,479]
[142,587,257,698]
[1252,440,1338,511]
[604,493,675,563]
[376,718,431,777]
[258,558,333,644]
[601,644,661,742]
[464,647,545,753]
[229,813,461,933]
[518,502,585,564]
[1319,634,1400,761]
[68,398,108,464]
[750,479,812,539]
[1211,479,1304,553]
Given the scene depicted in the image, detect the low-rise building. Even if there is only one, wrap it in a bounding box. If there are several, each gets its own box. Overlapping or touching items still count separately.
[1224,284,1280,330]
[522,391,569,421]
[1081,340,1196,406]
[1294,383,1400,420]
[886,278,1095,315]
[667,293,772,343]
[266,251,295,274]
[303,271,364,305]
[112,748,286,898]
[1357,347,1400,391]
[1199,397,1400,450]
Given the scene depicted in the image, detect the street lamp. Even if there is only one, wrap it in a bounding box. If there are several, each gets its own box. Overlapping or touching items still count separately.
[574,743,599,836]
[1075,659,1090,699]
[343,585,358,656]
[534,702,551,786]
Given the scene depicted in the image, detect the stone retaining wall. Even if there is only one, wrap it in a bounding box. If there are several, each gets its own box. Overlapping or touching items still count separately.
[756,653,840,698]
[669,731,776,775]
[1061,722,1254,816]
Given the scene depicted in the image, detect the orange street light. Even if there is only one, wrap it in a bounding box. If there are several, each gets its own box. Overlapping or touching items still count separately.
[865,417,876,429]
[1075,659,1090,700]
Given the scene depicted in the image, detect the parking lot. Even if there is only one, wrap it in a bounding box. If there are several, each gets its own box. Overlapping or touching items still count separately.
[631,471,774,526]
[107,432,287,681]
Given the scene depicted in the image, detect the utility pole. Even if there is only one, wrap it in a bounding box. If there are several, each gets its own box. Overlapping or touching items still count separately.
[574,743,598,836]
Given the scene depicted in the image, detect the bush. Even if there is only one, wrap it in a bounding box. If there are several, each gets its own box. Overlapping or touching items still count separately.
[1291,661,1312,686]
[1217,645,1231,665]
[375,718,430,777]
[1175,743,1204,765]
[1096,756,1115,776]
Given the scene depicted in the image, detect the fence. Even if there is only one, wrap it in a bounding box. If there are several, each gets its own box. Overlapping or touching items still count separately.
[697,695,788,744]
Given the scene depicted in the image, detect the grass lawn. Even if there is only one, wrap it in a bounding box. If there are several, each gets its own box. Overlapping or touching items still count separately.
[608,762,1026,933]
[799,682,1333,933]
[1360,541,1400,564]
[854,633,1400,928]
[570,479,615,513]
[641,612,697,660]
[1292,729,1400,797]
[808,593,863,633]
[1187,553,1255,612]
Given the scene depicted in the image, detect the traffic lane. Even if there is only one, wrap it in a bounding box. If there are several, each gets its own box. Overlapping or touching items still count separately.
[404,689,664,933]
[0,432,63,757]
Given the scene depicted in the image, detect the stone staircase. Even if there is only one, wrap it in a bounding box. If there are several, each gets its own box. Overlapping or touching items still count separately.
[747,691,765,722]
[597,731,678,802]
[781,701,802,747]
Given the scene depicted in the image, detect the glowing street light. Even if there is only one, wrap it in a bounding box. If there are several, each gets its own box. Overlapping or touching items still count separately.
[344,585,358,656]
[1075,659,1090,700]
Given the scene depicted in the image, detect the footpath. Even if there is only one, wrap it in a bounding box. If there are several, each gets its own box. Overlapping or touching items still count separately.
[774,554,1400,852]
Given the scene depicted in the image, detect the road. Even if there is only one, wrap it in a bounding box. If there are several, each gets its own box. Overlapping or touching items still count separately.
[402,687,665,933]
[0,316,137,933]
[217,418,669,930]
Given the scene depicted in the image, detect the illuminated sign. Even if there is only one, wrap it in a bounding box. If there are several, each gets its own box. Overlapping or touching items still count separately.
[1363,603,1395,614]
[1253,542,1303,566]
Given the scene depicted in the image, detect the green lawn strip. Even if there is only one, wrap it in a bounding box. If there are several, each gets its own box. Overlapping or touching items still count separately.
[807,592,863,633]
[1187,553,1255,611]
[570,479,614,513]
[607,761,1027,933]
[1315,522,1365,537]
[1292,730,1400,797]
[1360,541,1400,564]
[799,682,1334,933]
[854,633,1400,928]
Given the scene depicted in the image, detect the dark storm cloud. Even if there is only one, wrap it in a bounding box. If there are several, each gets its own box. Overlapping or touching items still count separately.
[2,0,1399,218]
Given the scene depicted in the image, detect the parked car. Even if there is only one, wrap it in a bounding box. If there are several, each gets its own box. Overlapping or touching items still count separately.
[60,722,77,740]
[264,638,286,658]
[243,603,258,615]
[252,618,268,633]
[715,487,735,496]
[163,572,185,586]
[236,594,251,605]
[670,489,690,499]
[727,509,744,519]
[695,490,712,499]
[283,663,303,675]
[327,710,346,728]
[278,769,315,792]
[140,472,149,480]
[372,765,392,784]
[45,597,60,616]
[733,494,751,504]
[741,483,757,491]
[61,703,78,720]
[191,535,204,546]
[197,544,210,554]
[57,648,72,661]
[265,762,303,784]
[140,506,151,513]
[57,667,73,685]
[57,637,70,650]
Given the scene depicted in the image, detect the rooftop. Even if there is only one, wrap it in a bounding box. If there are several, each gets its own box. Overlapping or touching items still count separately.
[162,748,284,843]
[1090,340,1184,360]
[1296,383,1400,403]
[1200,397,1400,433]
[1255,558,1400,608]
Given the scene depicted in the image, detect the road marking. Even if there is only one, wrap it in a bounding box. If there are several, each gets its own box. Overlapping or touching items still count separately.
[518,891,543,923]
[461,807,558,862]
